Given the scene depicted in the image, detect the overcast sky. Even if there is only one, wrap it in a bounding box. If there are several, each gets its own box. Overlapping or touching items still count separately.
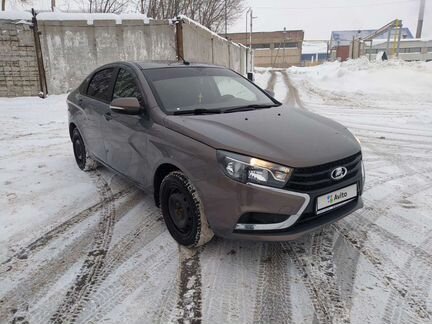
[5,0,431,40]
[229,0,431,40]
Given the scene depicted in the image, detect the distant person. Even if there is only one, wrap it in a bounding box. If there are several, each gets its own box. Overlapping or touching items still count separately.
[382,51,388,61]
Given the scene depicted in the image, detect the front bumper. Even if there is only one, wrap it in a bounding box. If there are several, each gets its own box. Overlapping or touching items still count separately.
[229,196,363,241]
[196,164,363,241]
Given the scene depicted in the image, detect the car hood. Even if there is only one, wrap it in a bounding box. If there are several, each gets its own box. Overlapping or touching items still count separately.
[163,106,361,168]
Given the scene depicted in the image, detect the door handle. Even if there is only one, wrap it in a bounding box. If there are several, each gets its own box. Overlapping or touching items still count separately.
[104,112,112,121]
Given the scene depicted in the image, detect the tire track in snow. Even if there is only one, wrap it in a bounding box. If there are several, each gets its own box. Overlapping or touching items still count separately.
[26,191,148,324]
[76,233,176,324]
[336,141,432,322]
[266,71,277,92]
[309,228,351,324]
[0,187,132,273]
[253,243,292,324]
[200,240,260,324]
[284,228,351,324]
[74,209,167,324]
[281,241,331,324]
[382,235,432,324]
[0,173,135,323]
[281,70,305,108]
[50,171,117,324]
[176,246,203,324]
[333,216,432,322]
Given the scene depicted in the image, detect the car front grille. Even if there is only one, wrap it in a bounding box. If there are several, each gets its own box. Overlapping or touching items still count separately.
[285,152,362,192]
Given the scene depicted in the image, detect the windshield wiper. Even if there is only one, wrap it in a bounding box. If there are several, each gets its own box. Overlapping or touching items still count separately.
[223,104,279,114]
[173,108,222,115]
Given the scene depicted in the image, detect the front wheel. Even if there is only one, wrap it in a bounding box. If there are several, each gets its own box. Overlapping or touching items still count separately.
[160,171,214,247]
[71,128,99,171]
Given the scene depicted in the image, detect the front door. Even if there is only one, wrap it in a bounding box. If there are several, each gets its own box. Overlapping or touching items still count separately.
[102,67,151,184]
[82,67,115,162]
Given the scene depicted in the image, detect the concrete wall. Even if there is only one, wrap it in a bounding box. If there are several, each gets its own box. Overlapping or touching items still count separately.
[0,14,248,96]
[0,20,40,97]
[181,19,248,75]
[38,19,177,94]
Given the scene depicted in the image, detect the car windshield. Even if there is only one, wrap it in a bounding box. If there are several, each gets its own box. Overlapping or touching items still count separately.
[142,67,278,114]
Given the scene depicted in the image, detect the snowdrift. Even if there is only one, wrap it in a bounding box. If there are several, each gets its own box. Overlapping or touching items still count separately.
[288,58,432,107]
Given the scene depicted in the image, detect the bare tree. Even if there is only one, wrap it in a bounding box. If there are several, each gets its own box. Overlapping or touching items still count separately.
[1,0,32,11]
[75,0,130,13]
[144,0,244,32]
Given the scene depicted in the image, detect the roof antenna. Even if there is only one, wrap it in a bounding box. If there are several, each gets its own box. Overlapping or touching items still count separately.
[178,52,190,65]
[175,16,190,65]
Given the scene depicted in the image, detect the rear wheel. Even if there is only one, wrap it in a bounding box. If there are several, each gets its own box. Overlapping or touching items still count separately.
[71,128,99,171]
[160,171,214,247]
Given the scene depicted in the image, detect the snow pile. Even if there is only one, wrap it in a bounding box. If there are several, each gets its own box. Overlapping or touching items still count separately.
[0,10,151,24]
[288,57,432,107]
[36,12,150,24]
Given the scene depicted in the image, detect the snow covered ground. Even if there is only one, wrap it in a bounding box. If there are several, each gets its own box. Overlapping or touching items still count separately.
[1,59,432,323]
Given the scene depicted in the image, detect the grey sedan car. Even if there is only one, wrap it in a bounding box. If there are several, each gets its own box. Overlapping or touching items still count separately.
[67,61,364,247]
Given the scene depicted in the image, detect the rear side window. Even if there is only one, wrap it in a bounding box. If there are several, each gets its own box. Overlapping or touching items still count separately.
[113,69,142,102]
[87,68,115,101]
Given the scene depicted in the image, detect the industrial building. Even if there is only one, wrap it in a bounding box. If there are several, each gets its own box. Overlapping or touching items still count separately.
[301,41,328,66]
[365,39,432,61]
[329,28,414,61]
[226,30,304,68]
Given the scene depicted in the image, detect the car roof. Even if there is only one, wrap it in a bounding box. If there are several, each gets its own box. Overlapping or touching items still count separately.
[131,61,225,70]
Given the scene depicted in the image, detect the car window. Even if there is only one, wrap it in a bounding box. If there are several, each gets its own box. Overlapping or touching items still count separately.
[87,68,115,101]
[142,67,275,113]
[113,69,143,103]
[213,76,258,101]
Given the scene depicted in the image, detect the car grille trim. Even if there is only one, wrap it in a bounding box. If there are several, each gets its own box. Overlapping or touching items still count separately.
[285,152,362,192]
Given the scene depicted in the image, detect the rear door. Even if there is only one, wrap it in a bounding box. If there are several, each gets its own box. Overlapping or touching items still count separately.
[102,67,151,182]
[81,67,115,162]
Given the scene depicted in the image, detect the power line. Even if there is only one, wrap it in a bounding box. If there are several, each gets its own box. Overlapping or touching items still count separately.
[254,0,418,11]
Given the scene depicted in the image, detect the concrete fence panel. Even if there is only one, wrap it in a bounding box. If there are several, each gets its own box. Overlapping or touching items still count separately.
[182,22,213,63]
[180,16,247,75]
[0,14,247,96]
[39,19,177,94]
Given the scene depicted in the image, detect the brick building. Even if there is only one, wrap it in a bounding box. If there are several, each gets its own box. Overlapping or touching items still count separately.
[226,30,304,68]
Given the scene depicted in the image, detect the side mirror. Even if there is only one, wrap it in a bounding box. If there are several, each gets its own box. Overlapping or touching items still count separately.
[110,97,141,114]
[264,89,275,98]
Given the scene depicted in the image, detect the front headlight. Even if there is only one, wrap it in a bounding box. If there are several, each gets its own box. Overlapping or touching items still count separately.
[217,150,293,188]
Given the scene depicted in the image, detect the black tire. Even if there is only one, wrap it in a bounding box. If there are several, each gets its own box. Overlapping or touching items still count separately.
[160,171,214,247]
[71,128,99,171]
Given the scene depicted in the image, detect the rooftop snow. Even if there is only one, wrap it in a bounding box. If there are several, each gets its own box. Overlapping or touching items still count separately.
[36,12,150,24]
[0,10,32,21]
[302,41,328,54]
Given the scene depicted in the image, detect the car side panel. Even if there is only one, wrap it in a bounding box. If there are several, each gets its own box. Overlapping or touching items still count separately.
[82,96,110,161]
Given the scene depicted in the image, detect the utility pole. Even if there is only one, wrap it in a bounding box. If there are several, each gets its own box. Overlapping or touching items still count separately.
[51,0,55,11]
[245,8,251,71]
[1,0,5,11]
[174,0,178,16]
[416,0,426,38]
[224,0,227,38]
[249,8,254,72]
